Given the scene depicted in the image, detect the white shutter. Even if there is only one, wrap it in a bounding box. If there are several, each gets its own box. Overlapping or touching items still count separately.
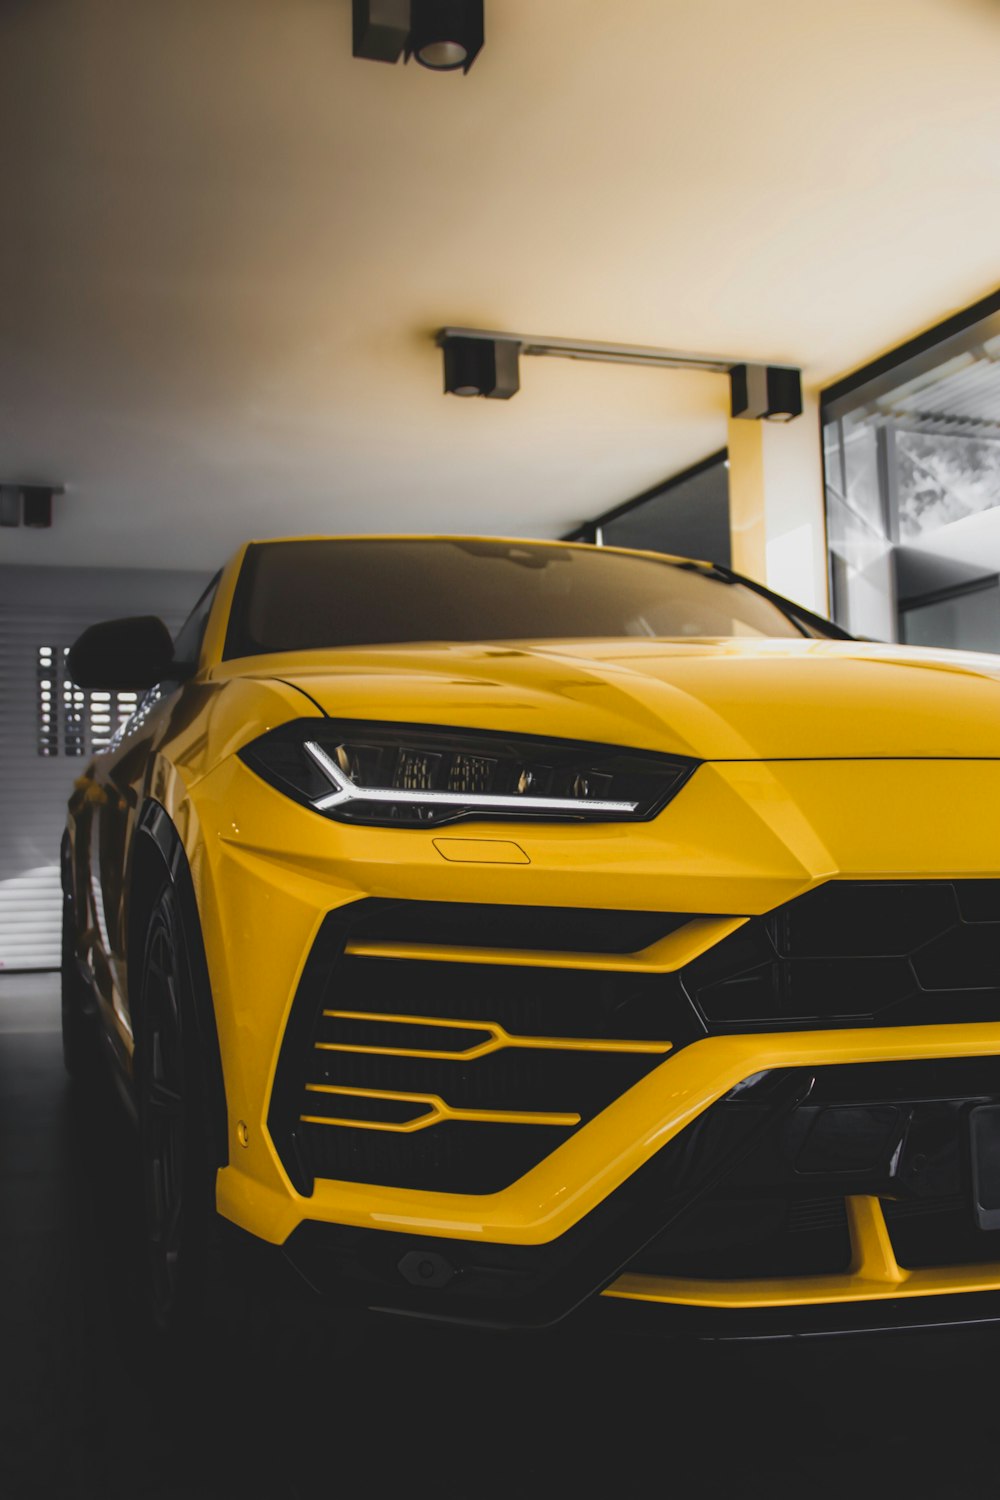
[0,601,185,970]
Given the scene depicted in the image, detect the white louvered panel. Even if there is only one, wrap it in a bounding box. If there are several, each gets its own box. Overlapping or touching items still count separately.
[0,868,62,967]
[0,600,185,970]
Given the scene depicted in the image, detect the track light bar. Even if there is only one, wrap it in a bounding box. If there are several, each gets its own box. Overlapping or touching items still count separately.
[439,326,739,375]
[436,327,802,420]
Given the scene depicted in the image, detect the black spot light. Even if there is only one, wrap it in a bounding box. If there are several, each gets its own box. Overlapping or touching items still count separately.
[0,485,19,527]
[22,486,55,528]
[730,364,803,422]
[0,483,62,528]
[440,334,520,399]
[408,0,483,72]
[352,0,410,64]
[352,0,484,73]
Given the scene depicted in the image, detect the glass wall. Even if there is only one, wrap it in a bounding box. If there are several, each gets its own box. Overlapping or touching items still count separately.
[822,293,1000,650]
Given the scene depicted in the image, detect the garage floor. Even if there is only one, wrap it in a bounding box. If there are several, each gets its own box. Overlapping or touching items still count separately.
[2,973,999,1499]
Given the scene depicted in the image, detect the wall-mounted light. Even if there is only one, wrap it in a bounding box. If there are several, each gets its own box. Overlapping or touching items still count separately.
[0,483,62,528]
[440,333,519,398]
[353,0,484,73]
[729,364,803,422]
[436,326,803,422]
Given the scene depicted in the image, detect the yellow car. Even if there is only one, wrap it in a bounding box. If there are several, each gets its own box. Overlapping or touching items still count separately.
[62,534,1000,1338]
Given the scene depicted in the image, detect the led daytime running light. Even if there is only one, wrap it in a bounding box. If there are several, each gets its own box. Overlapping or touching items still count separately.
[304,741,639,816]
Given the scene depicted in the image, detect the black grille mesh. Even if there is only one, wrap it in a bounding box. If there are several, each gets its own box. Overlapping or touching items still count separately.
[627,1194,853,1281]
[686,880,1000,1028]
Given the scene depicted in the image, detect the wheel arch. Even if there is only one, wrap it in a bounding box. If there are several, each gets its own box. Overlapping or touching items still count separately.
[127,800,230,1168]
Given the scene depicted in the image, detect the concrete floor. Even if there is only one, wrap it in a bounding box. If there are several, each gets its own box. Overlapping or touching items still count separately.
[3,972,1000,1498]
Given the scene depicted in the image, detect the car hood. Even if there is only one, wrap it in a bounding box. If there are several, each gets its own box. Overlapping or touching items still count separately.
[233,636,1000,761]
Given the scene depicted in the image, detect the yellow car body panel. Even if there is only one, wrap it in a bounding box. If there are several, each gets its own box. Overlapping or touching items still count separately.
[186,755,1000,1245]
[65,534,1000,1331]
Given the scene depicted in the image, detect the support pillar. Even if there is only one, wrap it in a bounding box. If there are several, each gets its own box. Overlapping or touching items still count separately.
[727,392,829,615]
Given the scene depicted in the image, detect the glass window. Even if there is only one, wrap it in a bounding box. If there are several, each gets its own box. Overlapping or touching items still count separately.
[822,292,1000,650]
[172,572,221,670]
[896,430,1000,542]
[900,580,1000,654]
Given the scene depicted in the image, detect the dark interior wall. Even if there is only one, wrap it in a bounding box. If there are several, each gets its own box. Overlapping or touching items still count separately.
[0,563,214,969]
[0,565,212,622]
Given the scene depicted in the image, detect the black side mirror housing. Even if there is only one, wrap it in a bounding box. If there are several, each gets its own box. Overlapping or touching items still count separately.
[67,616,187,691]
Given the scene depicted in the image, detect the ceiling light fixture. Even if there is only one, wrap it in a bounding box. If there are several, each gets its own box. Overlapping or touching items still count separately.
[729,363,803,422]
[352,0,484,73]
[0,483,63,528]
[436,326,802,420]
[408,0,483,72]
[441,333,519,398]
[352,0,410,63]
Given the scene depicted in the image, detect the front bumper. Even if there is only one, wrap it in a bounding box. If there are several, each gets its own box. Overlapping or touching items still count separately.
[184,752,1000,1330]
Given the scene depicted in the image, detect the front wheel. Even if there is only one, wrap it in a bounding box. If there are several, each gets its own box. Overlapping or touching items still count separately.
[135,882,219,1335]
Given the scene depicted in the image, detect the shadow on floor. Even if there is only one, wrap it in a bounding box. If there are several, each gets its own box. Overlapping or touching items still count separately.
[2,973,999,1498]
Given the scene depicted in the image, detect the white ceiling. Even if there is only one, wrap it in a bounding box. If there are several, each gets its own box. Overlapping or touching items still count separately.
[1,0,999,570]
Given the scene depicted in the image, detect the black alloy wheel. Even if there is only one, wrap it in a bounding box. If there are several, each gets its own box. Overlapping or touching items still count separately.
[136,883,216,1335]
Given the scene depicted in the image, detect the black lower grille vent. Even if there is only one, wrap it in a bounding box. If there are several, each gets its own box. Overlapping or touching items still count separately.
[268,902,699,1197]
[686,880,1000,1029]
[624,1057,1000,1285]
[882,1197,1000,1269]
[627,1194,852,1281]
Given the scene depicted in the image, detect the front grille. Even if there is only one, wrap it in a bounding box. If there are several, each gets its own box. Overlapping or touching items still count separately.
[686,880,1000,1029]
[269,882,1000,1199]
[270,901,699,1196]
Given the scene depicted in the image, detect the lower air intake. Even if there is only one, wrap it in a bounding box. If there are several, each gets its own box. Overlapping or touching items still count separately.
[267,900,696,1195]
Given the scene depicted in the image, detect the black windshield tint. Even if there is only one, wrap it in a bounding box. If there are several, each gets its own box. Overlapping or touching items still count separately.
[223,539,820,658]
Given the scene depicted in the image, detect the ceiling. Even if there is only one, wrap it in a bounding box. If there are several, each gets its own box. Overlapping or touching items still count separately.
[1,0,999,571]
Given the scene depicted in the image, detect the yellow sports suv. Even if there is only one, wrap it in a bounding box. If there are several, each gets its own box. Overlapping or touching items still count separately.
[62,535,1000,1338]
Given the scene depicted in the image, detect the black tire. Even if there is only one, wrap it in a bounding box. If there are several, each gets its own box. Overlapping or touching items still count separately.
[135,880,220,1337]
[61,892,98,1081]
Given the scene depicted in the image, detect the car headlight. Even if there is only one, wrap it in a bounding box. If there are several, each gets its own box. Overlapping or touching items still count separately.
[239,718,695,828]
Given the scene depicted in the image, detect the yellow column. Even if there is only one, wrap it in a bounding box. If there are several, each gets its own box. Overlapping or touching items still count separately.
[727,417,769,584]
[727,391,830,615]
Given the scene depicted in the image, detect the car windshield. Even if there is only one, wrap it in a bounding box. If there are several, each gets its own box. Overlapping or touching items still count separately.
[223,538,829,658]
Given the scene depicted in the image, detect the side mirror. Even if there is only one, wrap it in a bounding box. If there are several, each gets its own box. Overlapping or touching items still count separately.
[67,616,186,691]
